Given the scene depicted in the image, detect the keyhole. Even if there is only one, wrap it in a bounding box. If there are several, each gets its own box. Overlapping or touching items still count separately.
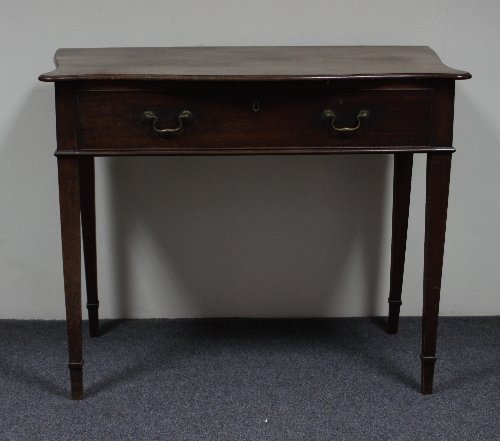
[252,99,261,112]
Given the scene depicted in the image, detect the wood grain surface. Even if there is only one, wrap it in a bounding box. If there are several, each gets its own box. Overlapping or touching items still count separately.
[39,46,471,82]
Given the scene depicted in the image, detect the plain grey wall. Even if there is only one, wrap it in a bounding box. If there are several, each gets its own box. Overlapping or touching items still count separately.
[0,0,498,319]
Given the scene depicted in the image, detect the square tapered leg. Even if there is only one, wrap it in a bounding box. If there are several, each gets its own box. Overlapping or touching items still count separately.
[388,153,413,334]
[58,157,84,400]
[80,157,100,337]
[421,153,452,394]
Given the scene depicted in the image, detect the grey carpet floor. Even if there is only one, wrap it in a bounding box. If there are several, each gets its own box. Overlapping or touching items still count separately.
[0,317,498,441]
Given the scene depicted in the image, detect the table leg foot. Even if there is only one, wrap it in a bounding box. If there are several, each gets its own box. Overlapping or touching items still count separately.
[420,355,437,394]
[387,299,402,334]
[87,302,100,337]
[69,361,84,400]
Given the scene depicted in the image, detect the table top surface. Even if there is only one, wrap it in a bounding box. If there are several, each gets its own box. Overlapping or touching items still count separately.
[39,46,470,82]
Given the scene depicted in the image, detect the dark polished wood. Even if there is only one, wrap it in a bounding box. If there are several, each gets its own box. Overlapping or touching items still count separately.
[39,46,470,82]
[41,46,470,399]
[388,153,414,334]
[76,88,433,152]
[80,158,99,337]
[421,153,452,394]
[57,158,83,400]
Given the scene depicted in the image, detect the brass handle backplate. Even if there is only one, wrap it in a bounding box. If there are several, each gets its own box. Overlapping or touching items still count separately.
[322,109,369,132]
[141,110,193,134]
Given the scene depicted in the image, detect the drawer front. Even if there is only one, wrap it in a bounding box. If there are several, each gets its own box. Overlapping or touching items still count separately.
[77,89,433,151]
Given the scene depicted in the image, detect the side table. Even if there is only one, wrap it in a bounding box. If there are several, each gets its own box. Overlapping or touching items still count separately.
[39,46,471,399]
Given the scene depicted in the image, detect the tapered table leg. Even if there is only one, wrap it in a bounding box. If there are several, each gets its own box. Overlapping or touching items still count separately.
[388,153,413,334]
[421,153,452,394]
[80,157,100,337]
[58,157,84,400]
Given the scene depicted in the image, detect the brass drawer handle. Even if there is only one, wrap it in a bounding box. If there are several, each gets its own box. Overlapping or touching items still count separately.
[141,110,193,134]
[322,109,369,132]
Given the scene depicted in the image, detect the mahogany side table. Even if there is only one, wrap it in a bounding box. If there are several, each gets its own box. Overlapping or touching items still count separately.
[39,46,471,399]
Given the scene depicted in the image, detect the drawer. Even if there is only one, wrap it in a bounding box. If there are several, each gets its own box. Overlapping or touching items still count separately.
[76,88,433,151]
